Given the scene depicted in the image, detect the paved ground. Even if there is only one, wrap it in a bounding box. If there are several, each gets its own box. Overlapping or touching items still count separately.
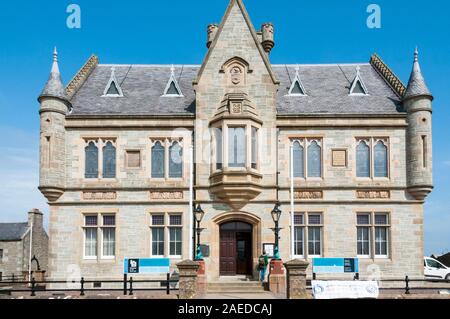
[197,292,282,299]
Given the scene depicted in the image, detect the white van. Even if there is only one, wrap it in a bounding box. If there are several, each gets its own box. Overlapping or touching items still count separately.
[424,257,450,280]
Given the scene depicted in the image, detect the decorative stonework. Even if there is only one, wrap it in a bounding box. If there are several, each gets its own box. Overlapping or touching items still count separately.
[230,66,243,85]
[370,53,406,97]
[356,190,390,199]
[83,192,117,200]
[66,55,99,99]
[231,102,242,114]
[332,149,347,167]
[294,191,323,200]
[150,191,184,200]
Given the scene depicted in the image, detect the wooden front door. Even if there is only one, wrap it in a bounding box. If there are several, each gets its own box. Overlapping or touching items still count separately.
[219,222,252,276]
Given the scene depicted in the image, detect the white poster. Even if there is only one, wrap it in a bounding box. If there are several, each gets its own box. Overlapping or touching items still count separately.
[312,281,379,299]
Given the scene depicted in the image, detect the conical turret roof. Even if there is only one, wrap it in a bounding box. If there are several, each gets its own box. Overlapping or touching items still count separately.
[38,47,68,102]
[404,48,432,101]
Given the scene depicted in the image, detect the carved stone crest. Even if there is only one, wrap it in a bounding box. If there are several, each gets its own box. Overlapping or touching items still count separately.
[231,102,242,114]
[83,192,117,200]
[294,191,323,200]
[230,66,243,85]
[150,191,184,200]
[356,190,390,199]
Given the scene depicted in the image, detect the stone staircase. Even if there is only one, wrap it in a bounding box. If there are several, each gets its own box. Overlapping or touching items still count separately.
[206,277,267,294]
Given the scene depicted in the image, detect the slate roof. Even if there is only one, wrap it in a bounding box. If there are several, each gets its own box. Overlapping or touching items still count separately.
[404,49,432,100]
[0,223,29,241]
[68,63,403,116]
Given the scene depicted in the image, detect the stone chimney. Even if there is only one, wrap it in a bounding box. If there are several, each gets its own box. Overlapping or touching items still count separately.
[261,23,275,54]
[207,24,219,48]
[28,208,44,230]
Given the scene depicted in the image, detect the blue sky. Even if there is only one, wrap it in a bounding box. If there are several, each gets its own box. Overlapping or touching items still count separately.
[0,0,448,255]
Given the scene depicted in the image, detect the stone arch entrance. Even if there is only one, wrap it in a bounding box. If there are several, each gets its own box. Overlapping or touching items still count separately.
[212,212,261,278]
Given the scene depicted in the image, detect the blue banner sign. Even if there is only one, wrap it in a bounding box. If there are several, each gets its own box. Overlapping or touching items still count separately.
[313,258,359,274]
[124,258,170,274]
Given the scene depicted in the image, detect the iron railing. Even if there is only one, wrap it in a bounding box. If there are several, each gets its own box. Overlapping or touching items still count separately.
[0,273,179,297]
[307,275,450,295]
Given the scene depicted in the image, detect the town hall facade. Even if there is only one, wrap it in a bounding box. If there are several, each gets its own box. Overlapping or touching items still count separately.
[38,0,434,282]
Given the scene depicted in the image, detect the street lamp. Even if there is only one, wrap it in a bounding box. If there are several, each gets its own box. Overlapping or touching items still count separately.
[194,204,205,260]
[270,202,282,260]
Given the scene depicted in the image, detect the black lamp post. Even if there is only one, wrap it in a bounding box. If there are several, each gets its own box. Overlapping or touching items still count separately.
[270,202,282,260]
[194,204,205,260]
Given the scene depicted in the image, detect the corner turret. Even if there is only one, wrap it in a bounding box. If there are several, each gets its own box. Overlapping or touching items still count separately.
[404,48,434,200]
[38,48,70,202]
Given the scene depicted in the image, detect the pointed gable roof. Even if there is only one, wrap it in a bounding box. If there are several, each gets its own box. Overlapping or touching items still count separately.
[404,48,433,101]
[103,66,124,97]
[349,65,368,95]
[39,47,69,102]
[194,0,279,85]
[162,65,183,96]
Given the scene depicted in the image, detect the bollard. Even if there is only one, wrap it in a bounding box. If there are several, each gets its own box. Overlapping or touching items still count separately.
[123,274,128,296]
[80,277,85,296]
[129,277,134,296]
[30,277,36,297]
[166,273,170,295]
[405,275,410,295]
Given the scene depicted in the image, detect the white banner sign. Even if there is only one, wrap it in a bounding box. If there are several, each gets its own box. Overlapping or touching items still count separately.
[312,281,379,299]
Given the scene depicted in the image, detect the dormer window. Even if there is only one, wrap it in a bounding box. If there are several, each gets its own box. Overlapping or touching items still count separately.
[349,65,368,96]
[103,67,123,97]
[288,65,307,96]
[162,65,183,97]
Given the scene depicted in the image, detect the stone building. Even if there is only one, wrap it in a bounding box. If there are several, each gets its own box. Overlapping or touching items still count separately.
[39,0,433,282]
[0,209,48,279]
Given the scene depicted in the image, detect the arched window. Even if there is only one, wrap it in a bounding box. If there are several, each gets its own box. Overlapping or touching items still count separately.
[356,141,370,177]
[85,142,99,179]
[103,141,116,178]
[374,141,388,177]
[152,142,165,178]
[307,141,321,178]
[228,127,246,168]
[293,141,304,178]
[169,142,183,178]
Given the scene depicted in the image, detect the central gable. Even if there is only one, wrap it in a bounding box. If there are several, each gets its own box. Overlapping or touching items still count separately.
[194,0,279,87]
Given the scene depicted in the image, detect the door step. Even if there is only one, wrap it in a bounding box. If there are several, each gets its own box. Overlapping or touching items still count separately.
[206,281,266,293]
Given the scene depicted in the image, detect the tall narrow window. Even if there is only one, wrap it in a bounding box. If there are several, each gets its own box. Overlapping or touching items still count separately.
[215,128,223,170]
[374,141,388,177]
[228,127,246,168]
[0,249,4,263]
[84,215,98,258]
[356,140,370,178]
[293,141,305,178]
[169,215,182,257]
[422,135,428,168]
[151,215,165,256]
[85,142,99,179]
[251,127,258,169]
[307,141,322,178]
[357,214,371,257]
[307,214,322,257]
[293,213,304,256]
[103,141,116,178]
[169,142,183,178]
[102,215,116,258]
[151,142,165,178]
[374,213,389,257]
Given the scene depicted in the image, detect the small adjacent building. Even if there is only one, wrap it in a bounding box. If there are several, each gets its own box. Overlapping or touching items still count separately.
[0,209,48,280]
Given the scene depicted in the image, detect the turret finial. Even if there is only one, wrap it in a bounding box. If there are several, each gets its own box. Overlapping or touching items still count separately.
[414,46,419,63]
[53,47,58,63]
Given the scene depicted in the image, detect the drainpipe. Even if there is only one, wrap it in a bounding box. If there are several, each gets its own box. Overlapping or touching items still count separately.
[189,139,194,260]
[290,143,295,259]
[28,218,33,281]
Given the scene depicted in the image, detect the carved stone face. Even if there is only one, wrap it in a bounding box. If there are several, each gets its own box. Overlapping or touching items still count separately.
[230,66,243,85]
